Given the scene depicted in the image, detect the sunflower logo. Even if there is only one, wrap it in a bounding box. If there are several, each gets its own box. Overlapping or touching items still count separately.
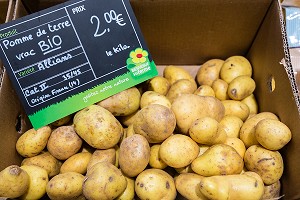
[127,48,149,64]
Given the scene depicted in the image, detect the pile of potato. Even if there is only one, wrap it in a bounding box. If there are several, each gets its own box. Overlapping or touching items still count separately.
[0,56,292,200]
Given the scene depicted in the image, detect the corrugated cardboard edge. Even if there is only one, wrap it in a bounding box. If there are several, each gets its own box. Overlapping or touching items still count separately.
[278,1,300,114]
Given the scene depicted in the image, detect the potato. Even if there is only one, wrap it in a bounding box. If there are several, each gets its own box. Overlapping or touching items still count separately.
[118,110,139,127]
[239,112,279,148]
[73,105,123,149]
[175,173,208,200]
[194,85,215,97]
[115,176,135,200]
[166,79,197,103]
[171,94,225,134]
[97,87,141,116]
[60,152,92,174]
[218,115,243,138]
[83,162,127,200]
[198,145,210,156]
[51,115,72,127]
[47,125,82,160]
[224,137,246,158]
[199,171,264,200]
[0,165,29,198]
[119,134,150,177]
[196,58,224,86]
[227,75,256,100]
[219,55,252,83]
[212,79,229,100]
[114,145,120,168]
[189,117,226,145]
[149,144,168,169]
[140,91,171,109]
[16,126,52,158]
[20,165,48,200]
[147,76,171,95]
[126,124,135,137]
[163,65,196,85]
[159,134,199,168]
[241,94,258,115]
[46,172,84,200]
[244,145,284,185]
[21,151,61,177]
[175,165,193,174]
[133,104,176,143]
[191,144,243,176]
[255,119,292,150]
[262,180,281,199]
[222,100,250,121]
[135,168,177,200]
[87,148,116,171]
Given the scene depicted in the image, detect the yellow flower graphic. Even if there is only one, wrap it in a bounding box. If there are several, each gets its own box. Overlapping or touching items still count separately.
[130,48,148,64]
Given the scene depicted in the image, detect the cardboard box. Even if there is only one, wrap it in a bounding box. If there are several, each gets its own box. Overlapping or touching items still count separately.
[1,0,300,199]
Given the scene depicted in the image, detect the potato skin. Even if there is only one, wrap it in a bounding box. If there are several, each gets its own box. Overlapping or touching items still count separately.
[218,115,243,138]
[149,144,168,169]
[147,76,171,95]
[191,144,243,176]
[262,180,281,199]
[244,145,284,185]
[166,79,197,103]
[224,137,246,158]
[171,94,225,134]
[115,176,135,200]
[135,168,177,200]
[21,151,61,177]
[194,85,215,97]
[222,100,250,121]
[60,152,92,174]
[20,165,49,200]
[140,91,171,109]
[159,134,199,168]
[241,94,258,115]
[46,172,84,200]
[133,104,176,143]
[0,165,29,198]
[74,105,123,149]
[83,162,127,200]
[16,126,52,158]
[212,79,229,101]
[199,171,264,200]
[175,173,208,200]
[255,119,292,150]
[97,87,141,116]
[119,134,150,177]
[87,148,116,171]
[196,58,224,86]
[163,65,195,85]
[227,75,256,100]
[220,55,252,83]
[239,112,279,148]
[47,125,82,160]
[189,117,226,145]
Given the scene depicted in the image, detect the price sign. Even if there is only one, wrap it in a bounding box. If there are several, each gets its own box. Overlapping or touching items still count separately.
[0,0,158,129]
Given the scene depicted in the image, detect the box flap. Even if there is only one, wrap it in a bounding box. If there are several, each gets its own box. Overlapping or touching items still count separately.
[248,0,300,199]
[0,0,31,170]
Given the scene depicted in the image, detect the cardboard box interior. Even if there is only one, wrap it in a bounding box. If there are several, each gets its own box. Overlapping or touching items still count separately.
[0,0,9,24]
[1,0,300,199]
